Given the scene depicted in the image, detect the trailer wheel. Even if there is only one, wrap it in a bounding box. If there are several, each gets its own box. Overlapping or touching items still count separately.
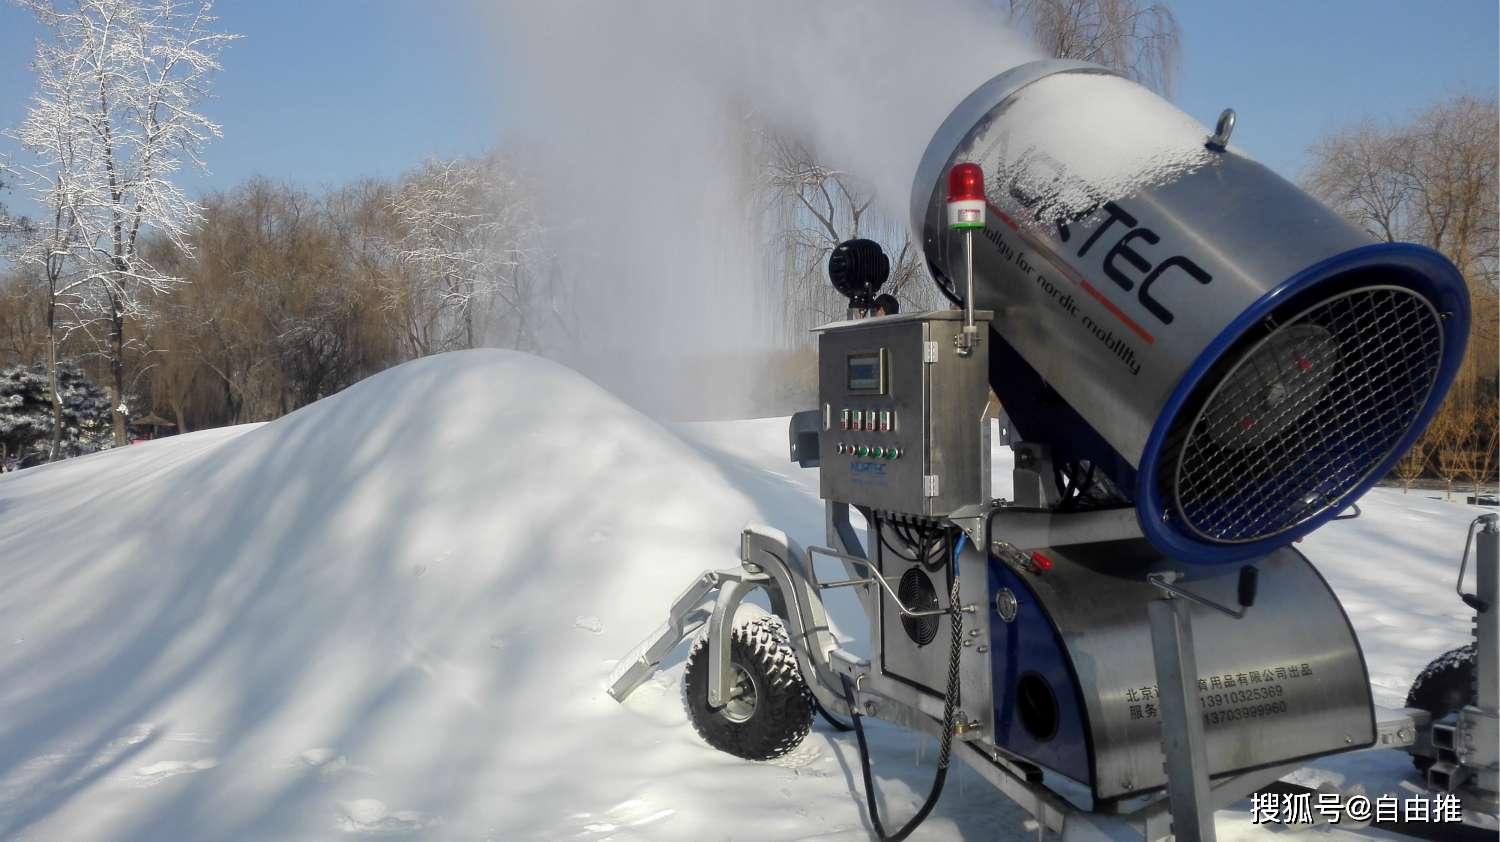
[684,615,813,761]
[1405,643,1475,773]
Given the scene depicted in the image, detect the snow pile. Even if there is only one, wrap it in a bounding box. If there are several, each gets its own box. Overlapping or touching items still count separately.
[0,350,851,841]
[0,348,1482,841]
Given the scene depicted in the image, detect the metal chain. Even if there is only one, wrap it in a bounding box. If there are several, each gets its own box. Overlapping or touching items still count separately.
[938,575,962,769]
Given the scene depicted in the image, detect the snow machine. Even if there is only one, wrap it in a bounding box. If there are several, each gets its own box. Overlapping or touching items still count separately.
[611,60,1496,841]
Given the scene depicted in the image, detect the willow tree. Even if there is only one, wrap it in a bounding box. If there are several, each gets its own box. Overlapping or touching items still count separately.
[998,0,1182,98]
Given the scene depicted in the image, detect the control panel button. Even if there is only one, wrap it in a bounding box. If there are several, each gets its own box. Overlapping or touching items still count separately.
[839,409,850,430]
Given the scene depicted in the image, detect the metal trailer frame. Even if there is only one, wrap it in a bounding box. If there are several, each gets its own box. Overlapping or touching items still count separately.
[608,500,1496,842]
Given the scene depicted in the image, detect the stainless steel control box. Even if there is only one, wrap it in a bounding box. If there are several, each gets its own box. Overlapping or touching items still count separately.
[817,310,992,517]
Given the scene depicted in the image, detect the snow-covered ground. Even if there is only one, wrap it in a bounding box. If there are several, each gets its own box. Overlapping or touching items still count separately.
[0,350,1484,841]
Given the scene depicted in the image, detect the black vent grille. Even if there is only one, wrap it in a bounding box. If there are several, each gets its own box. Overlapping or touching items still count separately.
[898,567,940,646]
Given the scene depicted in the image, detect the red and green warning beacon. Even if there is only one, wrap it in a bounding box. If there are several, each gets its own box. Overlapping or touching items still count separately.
[946,162,986,230]
[946,162,986,355]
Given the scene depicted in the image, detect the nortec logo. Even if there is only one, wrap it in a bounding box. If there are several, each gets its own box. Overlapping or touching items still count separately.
[850,461,886,476]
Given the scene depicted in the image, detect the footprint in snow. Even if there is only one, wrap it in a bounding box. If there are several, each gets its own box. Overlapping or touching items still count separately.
[579,800,675,834]
[61,723,157,787]
[132,758,219,786]
[300,748,374,778]
[335,798,437,834]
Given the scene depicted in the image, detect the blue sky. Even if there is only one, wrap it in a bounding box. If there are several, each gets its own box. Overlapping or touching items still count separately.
[0,0,1495,207]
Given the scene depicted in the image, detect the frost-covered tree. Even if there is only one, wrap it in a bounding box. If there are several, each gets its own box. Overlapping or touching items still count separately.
[0,363,111,468]
[0,166,22,235]
[9,0,237,446]
[387,153,542,356]
[4,52,91,461]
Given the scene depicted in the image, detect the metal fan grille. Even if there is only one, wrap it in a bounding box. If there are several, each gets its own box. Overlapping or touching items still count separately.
[1170,286,1442,543]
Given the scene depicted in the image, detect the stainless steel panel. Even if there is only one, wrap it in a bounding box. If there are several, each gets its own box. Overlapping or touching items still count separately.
[817,311,991,517]
[878,552,955,699]
[957,540,995,740]
[992,538,1375,801]
[912,62,1376,465]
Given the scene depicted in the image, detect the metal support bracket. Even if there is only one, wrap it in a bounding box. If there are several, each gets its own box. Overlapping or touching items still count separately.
[1148,596,1217,842]
[826,500,875,616]
[607,570,726,701]
[707,576,765,707]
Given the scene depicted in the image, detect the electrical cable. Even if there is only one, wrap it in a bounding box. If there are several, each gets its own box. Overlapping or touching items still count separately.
[1056,462,1102,512]
[901,519,947,572]
[839,533,965,842]
[930,266,965,309]
[877,518,944,569]
[877,519,920,562]
[1077,463,1099,501]
[1053,464,1076,507]
[917,531,947,573]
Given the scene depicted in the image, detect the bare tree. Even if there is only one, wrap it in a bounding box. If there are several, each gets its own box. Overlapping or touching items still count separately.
[1305,94,1498,368]
[1434,415,1465,502]
[12,0,237,445]
[1392,432,1429,493]
[1471,423,1497,504]
[386,153,541,357]
[751,123,940,348]
[0,267,51,367]
[997,0,1182,98]
[1305,93,1499,491]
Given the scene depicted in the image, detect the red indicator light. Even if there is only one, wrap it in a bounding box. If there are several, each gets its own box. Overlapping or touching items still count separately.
[947,162,985,202]
[1030,551,1053,572]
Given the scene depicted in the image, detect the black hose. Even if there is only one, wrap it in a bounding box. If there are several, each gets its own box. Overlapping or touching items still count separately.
[840,574,963,842]
[929,264,965,308]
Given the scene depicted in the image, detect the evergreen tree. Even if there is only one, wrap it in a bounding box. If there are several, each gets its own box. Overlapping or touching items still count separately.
[0,364,112,468]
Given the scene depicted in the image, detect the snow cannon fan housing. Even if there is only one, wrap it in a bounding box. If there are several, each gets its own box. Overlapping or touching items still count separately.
[913,60,1470,564]
[827,238,891,310]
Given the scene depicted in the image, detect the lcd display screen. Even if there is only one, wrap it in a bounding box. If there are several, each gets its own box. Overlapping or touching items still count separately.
[847,352,883,393]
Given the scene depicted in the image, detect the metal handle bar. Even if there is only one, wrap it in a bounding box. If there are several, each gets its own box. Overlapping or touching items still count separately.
[806,545,952,618]
[1457,512,1498,612]
[1148,569,1256,620]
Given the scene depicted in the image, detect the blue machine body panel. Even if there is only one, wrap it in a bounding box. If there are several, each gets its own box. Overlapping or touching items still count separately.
[988,556,1092,785]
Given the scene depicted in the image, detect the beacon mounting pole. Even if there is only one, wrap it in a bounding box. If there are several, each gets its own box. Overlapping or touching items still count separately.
[947,163,986,356]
